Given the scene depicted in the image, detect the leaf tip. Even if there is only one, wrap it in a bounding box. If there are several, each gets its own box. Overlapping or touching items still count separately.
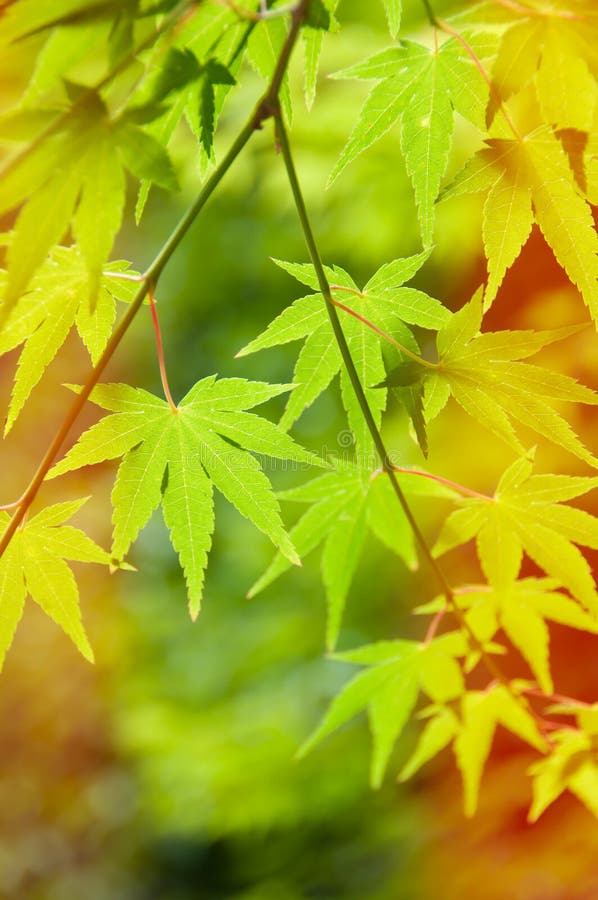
[80,639,95,664]
[189,604,200,623]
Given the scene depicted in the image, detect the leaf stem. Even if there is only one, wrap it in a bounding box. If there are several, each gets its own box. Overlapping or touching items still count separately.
[523,687,592,709]
[330,297,438,369]
[0,496,25,512]
[494,0,583,20]
[424,603,446,645]
[218,0,298,20]
[102,271,146,283]
[389,466,492,500]
[148,285,178,412]
[0,0,309,558]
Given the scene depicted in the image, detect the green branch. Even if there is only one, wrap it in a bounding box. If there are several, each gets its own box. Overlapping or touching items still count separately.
[420,0,439,27]
[274,109,453,600]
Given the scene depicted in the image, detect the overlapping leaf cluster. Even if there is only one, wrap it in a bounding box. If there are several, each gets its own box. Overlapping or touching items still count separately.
[332,0,598,321]
[0,1,339,662]
[0,0,596,826]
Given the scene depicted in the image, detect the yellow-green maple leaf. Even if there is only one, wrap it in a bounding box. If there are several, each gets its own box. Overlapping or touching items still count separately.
[529,702,598,822]
[0,498,112,669]
[434,456,598,616]
[489,0,598,131]
[381,293,597,464]
[400,684,546,816]
[443,92,598,317]
[298,635,466,788]
[418,577,598,695]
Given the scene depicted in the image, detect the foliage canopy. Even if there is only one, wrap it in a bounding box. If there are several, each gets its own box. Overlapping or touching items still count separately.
[0,0,597,826]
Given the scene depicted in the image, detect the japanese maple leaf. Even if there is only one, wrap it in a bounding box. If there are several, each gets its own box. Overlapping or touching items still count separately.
[417,577,598,694]
[474,0,598,131]
[0,90,177,311]
[328,32,497,244]
[237,253,449,452]
[0,498,112,668]
[529,702,598,821]
[249,458,455,649]
[298,634,468,788]
[0,247,138,434]
[443,89,598,315]
[433,454,598,615]
[399,684,546,816]
[49,378,324,616]
[380,292,598,465]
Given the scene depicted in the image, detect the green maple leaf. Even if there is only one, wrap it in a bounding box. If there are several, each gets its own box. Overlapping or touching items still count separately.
[0,92,176,311]
[298,634,467,788]
[329,34,497,245]
[134,16,243,218]
[249,459,456,650]
[398,705,461,783]
[147,48,236,160]
[48,378,324,617]
[418,577,598,695]
[0,247,138,434]
[0,498,112,669]
[19,22,106,107]
[434,455,598,616]
[529,701,598,822]
[442,90,598,316]
[382,292,597,463]
[237,254,449,451]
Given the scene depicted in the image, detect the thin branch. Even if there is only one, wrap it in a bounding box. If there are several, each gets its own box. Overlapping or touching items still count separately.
[0,0,309,557]
[275,108,453,601]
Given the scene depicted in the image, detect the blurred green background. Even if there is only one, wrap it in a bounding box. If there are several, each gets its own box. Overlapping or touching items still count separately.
[1,1,597,897]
